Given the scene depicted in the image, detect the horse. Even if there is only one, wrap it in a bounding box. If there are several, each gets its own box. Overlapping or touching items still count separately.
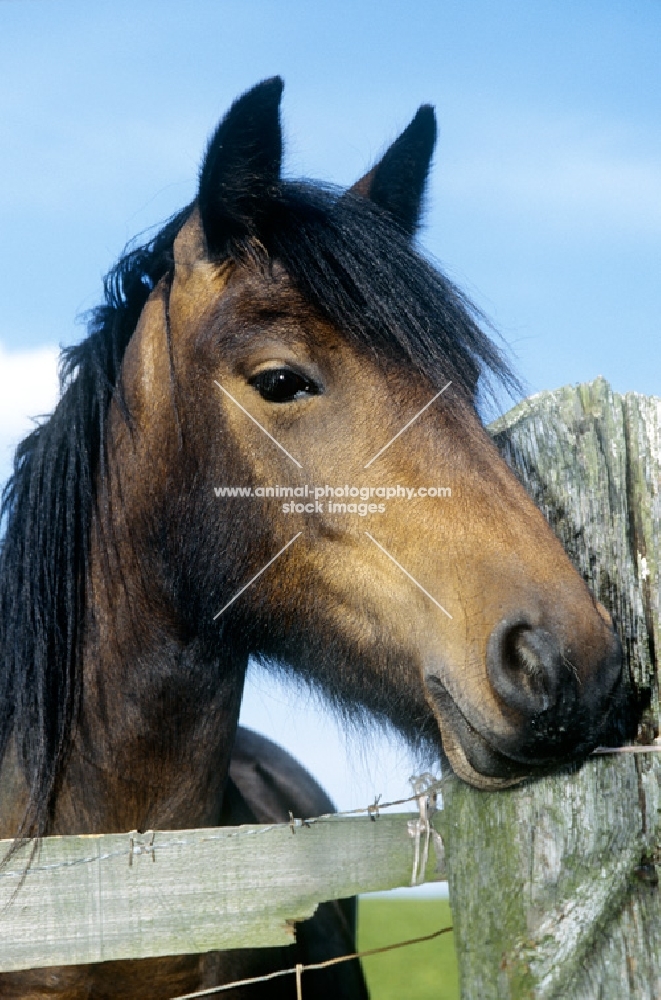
[0,77,632,998]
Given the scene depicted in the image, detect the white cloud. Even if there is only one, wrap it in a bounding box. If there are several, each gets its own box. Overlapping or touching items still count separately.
[0,341,60,485]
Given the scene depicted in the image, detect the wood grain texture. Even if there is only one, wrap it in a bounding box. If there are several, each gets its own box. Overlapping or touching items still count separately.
[0,812,444,973]
[442,378,661,999]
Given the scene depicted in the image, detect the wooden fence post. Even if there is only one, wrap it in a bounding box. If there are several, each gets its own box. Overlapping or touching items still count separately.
[441,377,661,999]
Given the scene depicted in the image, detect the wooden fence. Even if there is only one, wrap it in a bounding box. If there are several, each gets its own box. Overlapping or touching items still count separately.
[442,377,661,999]
[1,377,658,999]
[0,805,445,974]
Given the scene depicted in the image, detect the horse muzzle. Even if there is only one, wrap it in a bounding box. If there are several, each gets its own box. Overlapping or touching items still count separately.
[425,615,636,789]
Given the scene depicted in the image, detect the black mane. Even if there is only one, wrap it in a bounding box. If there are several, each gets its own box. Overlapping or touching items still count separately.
[0,206,191,838]
[256,182,517,400]
[0,179,517,839]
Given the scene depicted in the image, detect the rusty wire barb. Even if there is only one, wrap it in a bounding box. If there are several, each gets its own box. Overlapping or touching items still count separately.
[128,830,155,866]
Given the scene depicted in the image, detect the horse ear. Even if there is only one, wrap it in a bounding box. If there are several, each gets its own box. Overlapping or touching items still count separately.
[350,105,437,236]
[198,77,284,256]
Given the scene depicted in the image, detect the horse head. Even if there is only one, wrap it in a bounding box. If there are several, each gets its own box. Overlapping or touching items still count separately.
[112,78,629,792]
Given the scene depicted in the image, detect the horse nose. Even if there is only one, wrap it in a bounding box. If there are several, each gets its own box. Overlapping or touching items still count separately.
[487,617,579,733]
[487,615,623,757]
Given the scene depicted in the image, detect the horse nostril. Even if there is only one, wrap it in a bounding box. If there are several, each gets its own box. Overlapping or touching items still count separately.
[487,618,571,719]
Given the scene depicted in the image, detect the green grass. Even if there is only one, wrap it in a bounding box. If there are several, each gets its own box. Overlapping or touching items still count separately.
[357,898,459,1000]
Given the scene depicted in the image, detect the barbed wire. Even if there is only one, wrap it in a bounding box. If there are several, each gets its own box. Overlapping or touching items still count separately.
[169,924,454,1000]
[0,779,444,881]
[2,746,659,880]
[1,748,658,991]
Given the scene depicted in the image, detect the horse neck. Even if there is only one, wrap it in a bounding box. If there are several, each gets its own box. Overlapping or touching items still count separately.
[52,532,248,836]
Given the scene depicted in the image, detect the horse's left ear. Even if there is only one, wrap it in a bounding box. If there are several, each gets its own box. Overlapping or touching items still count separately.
[198,77,284,257]
[350,105,436,236]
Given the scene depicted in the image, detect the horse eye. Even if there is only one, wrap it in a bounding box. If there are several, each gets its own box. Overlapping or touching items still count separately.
[249,368,319,403]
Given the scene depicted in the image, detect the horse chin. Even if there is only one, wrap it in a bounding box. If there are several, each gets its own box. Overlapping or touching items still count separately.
[440,735,526,791]
[429,676,552,790]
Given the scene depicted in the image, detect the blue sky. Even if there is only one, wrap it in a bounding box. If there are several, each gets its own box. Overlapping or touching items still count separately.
[1,0,660,814]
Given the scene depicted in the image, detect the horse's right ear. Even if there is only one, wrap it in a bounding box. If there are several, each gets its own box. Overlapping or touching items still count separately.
[349,105,437,236]
[198,77,284,257]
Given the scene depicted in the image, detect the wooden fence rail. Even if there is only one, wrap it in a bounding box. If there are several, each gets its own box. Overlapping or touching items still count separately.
[0,811,444,973]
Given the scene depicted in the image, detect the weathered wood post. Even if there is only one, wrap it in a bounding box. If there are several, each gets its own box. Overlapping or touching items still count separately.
[442,377,661,999]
